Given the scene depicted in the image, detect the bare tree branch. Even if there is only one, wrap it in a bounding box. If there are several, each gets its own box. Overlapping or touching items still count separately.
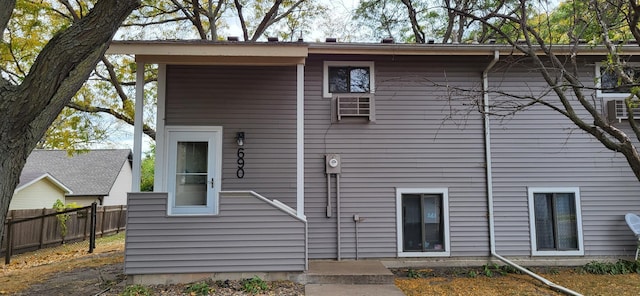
[190,0,207,39]
[100,56,130,105]
[234,0,250,41]
[59,0,80,21]
[250,0,284,41]
[449,0,640,181]
[123,17,190,27]
[66,101,156,139]
[400,0,425,43]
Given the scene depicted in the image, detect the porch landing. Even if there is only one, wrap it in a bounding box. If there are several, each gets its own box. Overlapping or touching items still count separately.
[303,260,405,296]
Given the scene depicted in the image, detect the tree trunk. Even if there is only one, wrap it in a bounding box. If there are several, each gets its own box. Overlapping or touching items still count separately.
[0,0,139,249]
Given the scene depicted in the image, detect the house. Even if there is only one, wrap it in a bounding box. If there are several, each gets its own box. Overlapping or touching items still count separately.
[10,172,72,210]
[108,40,640,284]
[11,149,133,209]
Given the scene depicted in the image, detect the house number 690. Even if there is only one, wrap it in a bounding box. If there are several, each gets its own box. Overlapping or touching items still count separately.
[236,148,245,178]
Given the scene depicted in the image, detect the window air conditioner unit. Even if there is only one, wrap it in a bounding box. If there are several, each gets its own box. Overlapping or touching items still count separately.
[334,94,375,121]
[607,99,640,122]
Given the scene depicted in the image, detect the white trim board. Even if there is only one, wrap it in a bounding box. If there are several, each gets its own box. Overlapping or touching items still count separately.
[527,187,584,256]
[395,188,451,258]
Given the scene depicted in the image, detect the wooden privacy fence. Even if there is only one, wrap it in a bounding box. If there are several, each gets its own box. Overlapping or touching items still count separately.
[1,203,126,264]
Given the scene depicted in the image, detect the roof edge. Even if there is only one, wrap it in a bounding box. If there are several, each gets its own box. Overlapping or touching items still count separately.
[15,173,73,195]
[107,40,640,58]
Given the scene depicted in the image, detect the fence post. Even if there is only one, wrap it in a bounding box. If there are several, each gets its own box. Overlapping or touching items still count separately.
[38,208,46,249]
[4,217,12,265]
[89,202,97,254]
[83,208,88,241]
[116,205,124,233]
[100,206,107,237]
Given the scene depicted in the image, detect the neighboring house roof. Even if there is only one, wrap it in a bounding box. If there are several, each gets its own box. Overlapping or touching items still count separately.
[21,149,132,197]
[15,172,72,194]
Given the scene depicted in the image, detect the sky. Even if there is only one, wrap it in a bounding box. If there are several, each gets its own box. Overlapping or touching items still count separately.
[101,0,562,152]
[103,0,362,152]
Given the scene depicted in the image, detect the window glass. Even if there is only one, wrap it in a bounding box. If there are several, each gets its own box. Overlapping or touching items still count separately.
[402,193,444,252]
[600,66,640,93]
[328,66,370,93]
[175,141,208,206]
[534,192,578,251]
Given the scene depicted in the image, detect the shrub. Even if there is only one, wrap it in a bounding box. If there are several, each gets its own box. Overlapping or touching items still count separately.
[583,260,640,275]
[52,199,80,238]
[185,281,212,296]
[241,276,268,294]
[120,284,151,296]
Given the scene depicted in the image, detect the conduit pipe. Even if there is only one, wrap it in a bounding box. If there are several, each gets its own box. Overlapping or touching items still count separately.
[326,172,342,260]
[482,51,582,296]
[337,174,342,261]
[326,175,332,218]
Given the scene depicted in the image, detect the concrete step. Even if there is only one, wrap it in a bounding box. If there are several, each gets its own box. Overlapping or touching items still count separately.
[303,260,395,285]
[305,284,405,296]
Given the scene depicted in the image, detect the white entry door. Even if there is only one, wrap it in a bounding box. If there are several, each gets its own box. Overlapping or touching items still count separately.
[166,126,222,215]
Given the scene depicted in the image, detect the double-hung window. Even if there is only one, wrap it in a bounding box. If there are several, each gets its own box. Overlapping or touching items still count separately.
[596,63,640,97]
[323,61,375,98]
[527,187,584,256]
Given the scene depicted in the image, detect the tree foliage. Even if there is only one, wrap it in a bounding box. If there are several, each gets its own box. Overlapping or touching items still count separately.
[2,1,155,151]
[0,0,139,254]
[2,1,325,152]
[354,0,522,43]
[141,145,155,192]
[124,0,327,41]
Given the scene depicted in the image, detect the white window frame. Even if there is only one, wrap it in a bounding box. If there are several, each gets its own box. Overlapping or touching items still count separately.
[595,62,640,98]
[323,61,375,98]
[527,187,584,256]
[165,126,222,216]
[396,188,450,257]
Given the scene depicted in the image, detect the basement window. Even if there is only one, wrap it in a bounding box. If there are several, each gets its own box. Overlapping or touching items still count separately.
[527,187,584,256]
[396,188,450,257]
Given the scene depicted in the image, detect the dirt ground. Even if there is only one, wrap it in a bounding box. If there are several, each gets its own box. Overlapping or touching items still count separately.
[3,234,640,295]
[394,266,640,296]
[0,233,126,295]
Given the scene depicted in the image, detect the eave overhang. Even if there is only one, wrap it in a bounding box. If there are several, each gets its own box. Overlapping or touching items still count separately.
[107,41,309,65]
[106,40,640,64]
[307,42,640,56]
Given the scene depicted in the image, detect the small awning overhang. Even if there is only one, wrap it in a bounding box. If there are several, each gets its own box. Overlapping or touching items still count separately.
[107,41,309,65]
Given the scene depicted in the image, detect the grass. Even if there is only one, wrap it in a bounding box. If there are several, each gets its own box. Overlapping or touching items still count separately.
[0,232,125,294]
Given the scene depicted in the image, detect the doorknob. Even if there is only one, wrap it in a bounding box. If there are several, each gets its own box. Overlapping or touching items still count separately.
[210,178,214,188]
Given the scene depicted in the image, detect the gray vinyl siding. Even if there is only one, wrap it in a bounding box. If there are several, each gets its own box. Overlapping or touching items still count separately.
[165,65,297,207]
[304,55,491,259]
[125,192,306,274]
[152,52,640,268]
[488,57,640,257]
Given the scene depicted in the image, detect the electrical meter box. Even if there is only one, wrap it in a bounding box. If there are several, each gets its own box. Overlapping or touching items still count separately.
[325,154,341,174]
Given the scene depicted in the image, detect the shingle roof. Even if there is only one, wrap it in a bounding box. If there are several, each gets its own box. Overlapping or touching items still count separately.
[21,149,132,197]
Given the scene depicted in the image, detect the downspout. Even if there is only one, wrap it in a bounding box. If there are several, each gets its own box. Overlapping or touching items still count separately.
[482,51,582,296]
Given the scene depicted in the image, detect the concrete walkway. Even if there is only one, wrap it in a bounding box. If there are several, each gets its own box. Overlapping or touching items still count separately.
[306,284,405,296]
[303,261,405,296]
